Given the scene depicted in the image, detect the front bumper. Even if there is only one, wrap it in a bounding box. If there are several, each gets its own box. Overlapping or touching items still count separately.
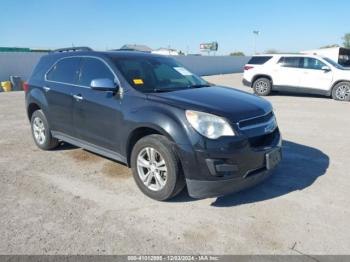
[177,128,282,199]
[186,169,272,199]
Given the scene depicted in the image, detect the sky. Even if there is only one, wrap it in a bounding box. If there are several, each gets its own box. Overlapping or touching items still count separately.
[0,0,349,55]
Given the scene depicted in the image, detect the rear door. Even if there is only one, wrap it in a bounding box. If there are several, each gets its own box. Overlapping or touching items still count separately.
[45,57,81,136]
[72,57,123,152]
[273,57,303,87]
[299,57,333,91]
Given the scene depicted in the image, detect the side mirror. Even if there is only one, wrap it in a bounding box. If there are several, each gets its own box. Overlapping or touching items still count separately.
[322,66,331,72]
[90,78,118,92]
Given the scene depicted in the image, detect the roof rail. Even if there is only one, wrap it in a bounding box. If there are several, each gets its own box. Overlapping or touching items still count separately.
[51,47,93,53]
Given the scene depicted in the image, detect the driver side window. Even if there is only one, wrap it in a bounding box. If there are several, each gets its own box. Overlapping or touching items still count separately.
[302,58,326,70]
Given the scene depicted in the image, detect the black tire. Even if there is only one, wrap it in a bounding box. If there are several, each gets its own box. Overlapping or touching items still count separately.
[253,77,272,96]
[130,134,185,201]
[331,82,350,101]
[30,110,59,150]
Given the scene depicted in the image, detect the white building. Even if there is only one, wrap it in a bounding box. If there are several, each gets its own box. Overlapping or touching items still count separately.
[301,47,350,67]
[151,48,181,56]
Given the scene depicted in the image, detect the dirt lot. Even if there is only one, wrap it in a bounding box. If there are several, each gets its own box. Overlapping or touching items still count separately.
[0,73,349,255]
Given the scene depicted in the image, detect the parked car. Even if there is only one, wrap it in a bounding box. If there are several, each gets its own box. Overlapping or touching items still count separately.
[243,54,350,101]
[25,47,282,201]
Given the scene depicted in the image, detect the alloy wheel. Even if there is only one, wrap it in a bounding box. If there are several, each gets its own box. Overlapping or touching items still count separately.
[255,80,269,94]
[335,84,350,100]
[33,117,46,145]
[137,147,168,191]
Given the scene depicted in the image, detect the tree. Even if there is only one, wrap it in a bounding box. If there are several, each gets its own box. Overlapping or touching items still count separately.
[343,33,350,48]
[320,44,339,49]
[230,51,245,56]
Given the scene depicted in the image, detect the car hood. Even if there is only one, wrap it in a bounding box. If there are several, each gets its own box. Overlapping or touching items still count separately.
[148,86,272,123]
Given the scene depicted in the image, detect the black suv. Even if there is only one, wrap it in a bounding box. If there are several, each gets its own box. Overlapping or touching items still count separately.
[25,47,282,200]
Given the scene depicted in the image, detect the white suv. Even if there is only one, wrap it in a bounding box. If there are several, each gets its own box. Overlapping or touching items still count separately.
[242,54,350,101]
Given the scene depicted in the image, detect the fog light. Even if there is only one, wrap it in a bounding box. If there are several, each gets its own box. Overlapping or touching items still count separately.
[206,159,238,177]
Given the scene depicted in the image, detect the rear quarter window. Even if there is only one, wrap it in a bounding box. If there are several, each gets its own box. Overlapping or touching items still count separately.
[30,56,57,81]
[247,56,273,65]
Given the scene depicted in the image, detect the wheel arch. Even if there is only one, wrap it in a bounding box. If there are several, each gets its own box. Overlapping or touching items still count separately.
[27,103,41,121]
[330,80,350,99]
[125,125,175,166]
[252,74,274,87]
[331,80,350,91]
[26,88,49,121]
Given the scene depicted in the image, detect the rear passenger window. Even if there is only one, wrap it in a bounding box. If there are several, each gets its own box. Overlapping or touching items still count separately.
[79,58,115,87]
[46,57,81,83]
[279,57,302,68]
[247,56,272,65]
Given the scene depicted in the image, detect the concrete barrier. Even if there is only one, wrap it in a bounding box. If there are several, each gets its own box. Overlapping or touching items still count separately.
[0,52,250,81]
[174,55,251,76]
[0,52,45,81]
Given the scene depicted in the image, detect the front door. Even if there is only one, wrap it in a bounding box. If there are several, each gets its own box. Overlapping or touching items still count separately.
[72,57,123,152]
[299,57,333,91]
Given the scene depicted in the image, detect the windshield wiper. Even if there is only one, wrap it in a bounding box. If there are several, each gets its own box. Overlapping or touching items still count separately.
[148,84,211,93]
[150,87,187,93]
[186,84,212,88]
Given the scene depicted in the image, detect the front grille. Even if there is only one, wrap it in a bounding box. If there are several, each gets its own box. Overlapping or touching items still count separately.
[249,129,278,148]
[239,111,274,129]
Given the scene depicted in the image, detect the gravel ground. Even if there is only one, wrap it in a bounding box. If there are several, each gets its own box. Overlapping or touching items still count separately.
[0,73,349,255]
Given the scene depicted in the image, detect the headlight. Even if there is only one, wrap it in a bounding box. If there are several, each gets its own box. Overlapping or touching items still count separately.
[185,110,235,139]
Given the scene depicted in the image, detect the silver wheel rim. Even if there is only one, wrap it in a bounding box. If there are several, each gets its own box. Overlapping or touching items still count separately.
[33,117,46,145]
[255,80,268,94]
[137,147,167,191]
[335,85,350,100]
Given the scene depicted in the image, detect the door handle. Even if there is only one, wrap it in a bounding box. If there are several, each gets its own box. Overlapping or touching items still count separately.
[73,94,83,101]
[43,86,50,92]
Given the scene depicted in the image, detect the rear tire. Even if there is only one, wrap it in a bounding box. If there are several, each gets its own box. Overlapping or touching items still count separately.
[31,110,59,150]
[253,77,272,96]
[332,82,350,101]
[130,134,185,201]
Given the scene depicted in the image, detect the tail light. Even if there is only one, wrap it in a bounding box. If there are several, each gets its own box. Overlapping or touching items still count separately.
[244,65,254,71]
[23,82,29,92]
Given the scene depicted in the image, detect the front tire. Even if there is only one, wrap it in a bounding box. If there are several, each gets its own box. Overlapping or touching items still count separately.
[332,82,350,101]
[253,77,272,96]
[130,134,185,201]
[31,110,59,150]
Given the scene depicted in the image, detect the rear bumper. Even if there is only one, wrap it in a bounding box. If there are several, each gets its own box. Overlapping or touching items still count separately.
[242,79,251,87]
[186,168,273,199]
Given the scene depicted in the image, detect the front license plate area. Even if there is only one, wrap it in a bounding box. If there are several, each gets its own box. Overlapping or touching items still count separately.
[266,148,282,170]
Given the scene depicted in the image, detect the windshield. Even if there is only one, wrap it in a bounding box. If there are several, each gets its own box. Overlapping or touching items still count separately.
[323,57,345,70]
[112,56,210,93]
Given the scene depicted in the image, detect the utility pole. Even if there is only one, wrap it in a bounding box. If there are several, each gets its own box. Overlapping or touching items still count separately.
[253,30,260,54]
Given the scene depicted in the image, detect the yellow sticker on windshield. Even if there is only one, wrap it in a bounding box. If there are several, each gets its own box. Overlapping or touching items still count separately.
[133,79,144,85]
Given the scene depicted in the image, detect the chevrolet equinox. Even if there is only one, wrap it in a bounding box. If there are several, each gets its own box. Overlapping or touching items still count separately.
[25,47,282,201]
